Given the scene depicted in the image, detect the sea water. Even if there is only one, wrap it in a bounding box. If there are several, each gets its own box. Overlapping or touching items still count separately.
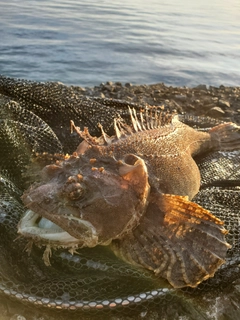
[0,0,239,87]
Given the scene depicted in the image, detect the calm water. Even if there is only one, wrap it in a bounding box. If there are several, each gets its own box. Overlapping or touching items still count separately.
[0,0,240,87]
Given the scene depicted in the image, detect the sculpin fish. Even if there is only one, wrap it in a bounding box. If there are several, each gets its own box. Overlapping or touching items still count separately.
[20,107,240,288]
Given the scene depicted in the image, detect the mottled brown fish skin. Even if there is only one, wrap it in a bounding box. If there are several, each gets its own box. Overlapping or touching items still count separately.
[80,115,215,200]
[20,105,240,288]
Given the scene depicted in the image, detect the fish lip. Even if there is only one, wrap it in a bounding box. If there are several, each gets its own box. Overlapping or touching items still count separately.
[17,209,98,247]
[17,209,80,244]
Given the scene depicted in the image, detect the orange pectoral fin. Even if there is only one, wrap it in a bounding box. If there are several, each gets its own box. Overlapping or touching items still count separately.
[156,193,224,226]
[112,193,231,288]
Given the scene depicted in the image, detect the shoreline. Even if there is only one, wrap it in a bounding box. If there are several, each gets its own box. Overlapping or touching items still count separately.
[0,79,240,123]
[71,81,240,123]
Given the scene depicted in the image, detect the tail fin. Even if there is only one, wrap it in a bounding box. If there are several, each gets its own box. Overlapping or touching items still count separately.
[210,122,240,151]
[112,193,230,288]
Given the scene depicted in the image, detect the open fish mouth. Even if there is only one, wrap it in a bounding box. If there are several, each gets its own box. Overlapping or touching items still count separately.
[18,209,84,266]
[18,209,80,245]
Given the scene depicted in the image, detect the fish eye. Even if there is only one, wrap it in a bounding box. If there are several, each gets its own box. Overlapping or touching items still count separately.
[68,186,85,200]
[62,181,85,201]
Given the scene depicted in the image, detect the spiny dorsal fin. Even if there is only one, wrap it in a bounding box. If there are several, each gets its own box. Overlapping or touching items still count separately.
[98,123,111,144]
[112,107,177,141]
[70,120,104,146]
[128,106,177,133]
[70,107,177,147]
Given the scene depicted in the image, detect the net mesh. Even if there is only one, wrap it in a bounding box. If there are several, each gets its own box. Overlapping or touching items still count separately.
[0,76,239,319]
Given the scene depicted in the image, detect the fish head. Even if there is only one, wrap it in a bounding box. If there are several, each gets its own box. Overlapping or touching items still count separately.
[19,150,150,250]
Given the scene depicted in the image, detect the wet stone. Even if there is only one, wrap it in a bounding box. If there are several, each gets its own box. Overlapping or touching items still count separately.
[218,99,231,108]
[99,92,105,99]
[134,88,144,94]
[117,92,122,99]
[103,84,113,91]
[224,109,235,117]
[174,94,187,101]
[207,106,225,117]
[86,90,93,96]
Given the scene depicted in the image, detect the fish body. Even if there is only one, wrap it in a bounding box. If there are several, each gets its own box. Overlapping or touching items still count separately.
[19,107,240,287]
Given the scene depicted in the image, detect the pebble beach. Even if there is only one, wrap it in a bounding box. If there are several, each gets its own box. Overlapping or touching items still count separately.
[72,81,240,123]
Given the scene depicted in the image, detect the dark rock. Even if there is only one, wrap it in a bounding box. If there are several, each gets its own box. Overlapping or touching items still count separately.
[224,109,235,117]
[174,94,187,101]
[203,103,216,110]
[188,104,196,110]
[195,84,207,90]
[112,86,122,92]
[134,88,144,94]
[86,90,93,96]
[209,85,218,91]
[125,83,132,87]
[75,86,86,92]
[172,100,181,109]
[103,84,113,92]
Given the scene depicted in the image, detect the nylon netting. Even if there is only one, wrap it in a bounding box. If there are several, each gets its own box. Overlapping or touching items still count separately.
[0,76,239,318]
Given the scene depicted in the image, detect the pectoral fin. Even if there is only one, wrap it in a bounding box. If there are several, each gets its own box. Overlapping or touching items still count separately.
[112,193,230,288]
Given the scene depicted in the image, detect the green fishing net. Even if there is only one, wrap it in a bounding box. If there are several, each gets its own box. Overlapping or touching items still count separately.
[0,76,239,319]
